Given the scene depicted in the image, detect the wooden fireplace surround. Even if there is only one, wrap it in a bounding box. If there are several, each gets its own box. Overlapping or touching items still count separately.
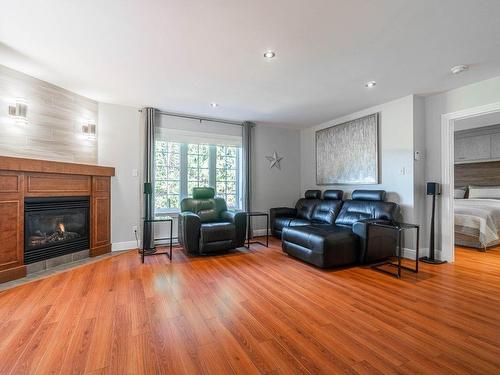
[0,156,115,283]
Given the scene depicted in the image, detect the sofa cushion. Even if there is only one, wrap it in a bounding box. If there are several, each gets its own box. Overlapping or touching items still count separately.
[323,190,343,200]
[274,216,294,231]
[304,190,321,199]
[181,197,228,222]
[352,190,386,201]
[289,218,312,227]
[335,200,373,226]
[193,187,215,199]
[200,222,235,243]
[295,198,318,220]
[311,200,343,224]
[335,199,399,227]
[282,224,359,267]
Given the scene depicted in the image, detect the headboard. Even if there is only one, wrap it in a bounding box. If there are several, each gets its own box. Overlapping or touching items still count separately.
[455,161,500,187]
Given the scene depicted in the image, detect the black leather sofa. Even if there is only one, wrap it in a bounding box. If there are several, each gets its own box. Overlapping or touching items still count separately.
[281,190,399,268]
[178,187,247,255]
[270,189,343,238]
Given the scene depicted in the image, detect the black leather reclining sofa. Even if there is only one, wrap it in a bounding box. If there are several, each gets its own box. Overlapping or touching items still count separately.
[270,189,343,238]
[272,190,400,268]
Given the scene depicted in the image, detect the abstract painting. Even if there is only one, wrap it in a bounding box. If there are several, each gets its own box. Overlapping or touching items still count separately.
[316,113,379,184]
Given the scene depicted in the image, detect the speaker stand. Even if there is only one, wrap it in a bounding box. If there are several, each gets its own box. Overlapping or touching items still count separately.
[420,193,447,265]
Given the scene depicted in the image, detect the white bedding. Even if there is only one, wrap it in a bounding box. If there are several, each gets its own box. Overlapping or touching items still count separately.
[454,199,500,246]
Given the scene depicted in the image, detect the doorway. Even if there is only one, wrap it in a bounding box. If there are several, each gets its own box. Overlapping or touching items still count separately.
[441,102,500,262]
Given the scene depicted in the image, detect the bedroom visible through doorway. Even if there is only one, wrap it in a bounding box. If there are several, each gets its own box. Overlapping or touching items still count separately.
[452,110,500,257]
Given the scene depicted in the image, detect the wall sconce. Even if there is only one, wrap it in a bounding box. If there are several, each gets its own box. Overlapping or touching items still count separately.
[82,122,97,139]
[8,100,28,124]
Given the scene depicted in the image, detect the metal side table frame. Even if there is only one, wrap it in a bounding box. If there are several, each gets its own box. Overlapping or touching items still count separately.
[245,212,269,248]
[368,222,419,279]
[141,216,173,263]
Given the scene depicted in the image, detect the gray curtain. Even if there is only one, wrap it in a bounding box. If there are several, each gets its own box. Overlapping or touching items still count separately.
[242,121,254,236]
[143,107,156,250]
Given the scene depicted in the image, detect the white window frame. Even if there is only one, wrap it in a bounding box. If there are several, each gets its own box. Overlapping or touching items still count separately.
[155,141,242,214]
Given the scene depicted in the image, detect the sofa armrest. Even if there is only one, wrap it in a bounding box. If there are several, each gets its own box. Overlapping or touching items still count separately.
[270,207,297,218]
[221,210,247,247]
[352,219,396,263]
[178,212,201,254]
[352,219,392,238]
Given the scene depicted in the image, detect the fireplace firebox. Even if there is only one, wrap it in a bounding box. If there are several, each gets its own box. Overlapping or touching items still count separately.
[24,196,90,264]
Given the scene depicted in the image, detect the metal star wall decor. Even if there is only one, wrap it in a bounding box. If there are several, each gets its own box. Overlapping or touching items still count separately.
[266,151,283,170]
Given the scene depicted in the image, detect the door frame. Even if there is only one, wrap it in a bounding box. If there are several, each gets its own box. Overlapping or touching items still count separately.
[440,101,500,262]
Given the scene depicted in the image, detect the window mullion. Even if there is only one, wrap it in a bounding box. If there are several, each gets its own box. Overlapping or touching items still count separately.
[209,145,216,190]
[180,144,188,199]
[236,148,240,208]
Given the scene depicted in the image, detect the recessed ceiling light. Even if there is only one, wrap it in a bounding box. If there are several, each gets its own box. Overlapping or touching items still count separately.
[263,50,276,59]
[450,64,469,75]
[365,80,376,88]
[210,102,219,108]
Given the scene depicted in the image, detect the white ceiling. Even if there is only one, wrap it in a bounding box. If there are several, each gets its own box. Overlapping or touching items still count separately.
[1,0,500,129]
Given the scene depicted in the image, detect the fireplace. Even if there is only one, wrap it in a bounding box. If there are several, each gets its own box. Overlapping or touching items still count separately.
[24,196,90,264]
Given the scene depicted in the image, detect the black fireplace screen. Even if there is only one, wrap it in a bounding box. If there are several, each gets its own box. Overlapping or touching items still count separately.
[24,197,90,264]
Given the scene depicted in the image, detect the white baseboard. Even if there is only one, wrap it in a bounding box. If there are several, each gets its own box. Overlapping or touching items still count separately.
[402,247,443,260]
[112,240,139,251]
[112,238,181,251]
[252,228,270,237]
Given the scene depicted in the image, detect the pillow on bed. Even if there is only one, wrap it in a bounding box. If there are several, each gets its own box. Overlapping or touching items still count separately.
[454,187,467,199]
[468,185,500,199]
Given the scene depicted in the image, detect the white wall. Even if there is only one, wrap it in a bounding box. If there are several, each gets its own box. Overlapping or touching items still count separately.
[424,75,500,254]
[300,95,417,224]
[98,103,142,250]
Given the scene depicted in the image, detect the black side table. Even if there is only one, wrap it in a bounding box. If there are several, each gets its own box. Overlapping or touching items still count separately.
[141,216,173,263]
[368,222,419,279]
[245,212,269,248]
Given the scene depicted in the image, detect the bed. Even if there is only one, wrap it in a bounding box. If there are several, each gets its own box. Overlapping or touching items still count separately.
[454,186,500,250]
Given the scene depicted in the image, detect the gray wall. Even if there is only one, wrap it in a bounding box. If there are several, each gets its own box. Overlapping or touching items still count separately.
[251,125,301,232]
[300,95,416,223]
[413,96,427,249]
[98,103,142,249]
[97,104,301,246]
[0,64,98,163]
[424,75,500,254]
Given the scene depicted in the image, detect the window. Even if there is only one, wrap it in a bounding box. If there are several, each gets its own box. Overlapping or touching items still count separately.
[187,144,210,195]
[216,145,239,208]
[155,141,181,210]
[154,141,242,212]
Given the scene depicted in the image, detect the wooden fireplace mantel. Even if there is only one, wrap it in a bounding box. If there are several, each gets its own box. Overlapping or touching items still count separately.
[0,156,115,177]
[0,156,115,283]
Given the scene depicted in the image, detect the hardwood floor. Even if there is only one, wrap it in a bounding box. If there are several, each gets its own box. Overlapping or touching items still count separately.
[0,239,499,375]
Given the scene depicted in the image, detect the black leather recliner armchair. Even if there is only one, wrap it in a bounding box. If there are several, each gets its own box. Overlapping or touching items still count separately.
[270,190,343,238]
[178,187,247,255]
[282,190,400,268]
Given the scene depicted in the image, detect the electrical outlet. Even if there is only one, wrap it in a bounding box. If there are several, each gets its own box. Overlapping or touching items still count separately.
[132,225,138,234]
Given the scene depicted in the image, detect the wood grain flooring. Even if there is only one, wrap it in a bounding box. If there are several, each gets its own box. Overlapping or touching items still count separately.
[0,239,499,374]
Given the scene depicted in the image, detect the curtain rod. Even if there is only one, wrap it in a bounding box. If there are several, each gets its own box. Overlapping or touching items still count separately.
[139,108,243,127]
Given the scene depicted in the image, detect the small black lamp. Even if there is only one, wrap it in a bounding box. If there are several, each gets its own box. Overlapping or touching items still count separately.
[420,182,446,264]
